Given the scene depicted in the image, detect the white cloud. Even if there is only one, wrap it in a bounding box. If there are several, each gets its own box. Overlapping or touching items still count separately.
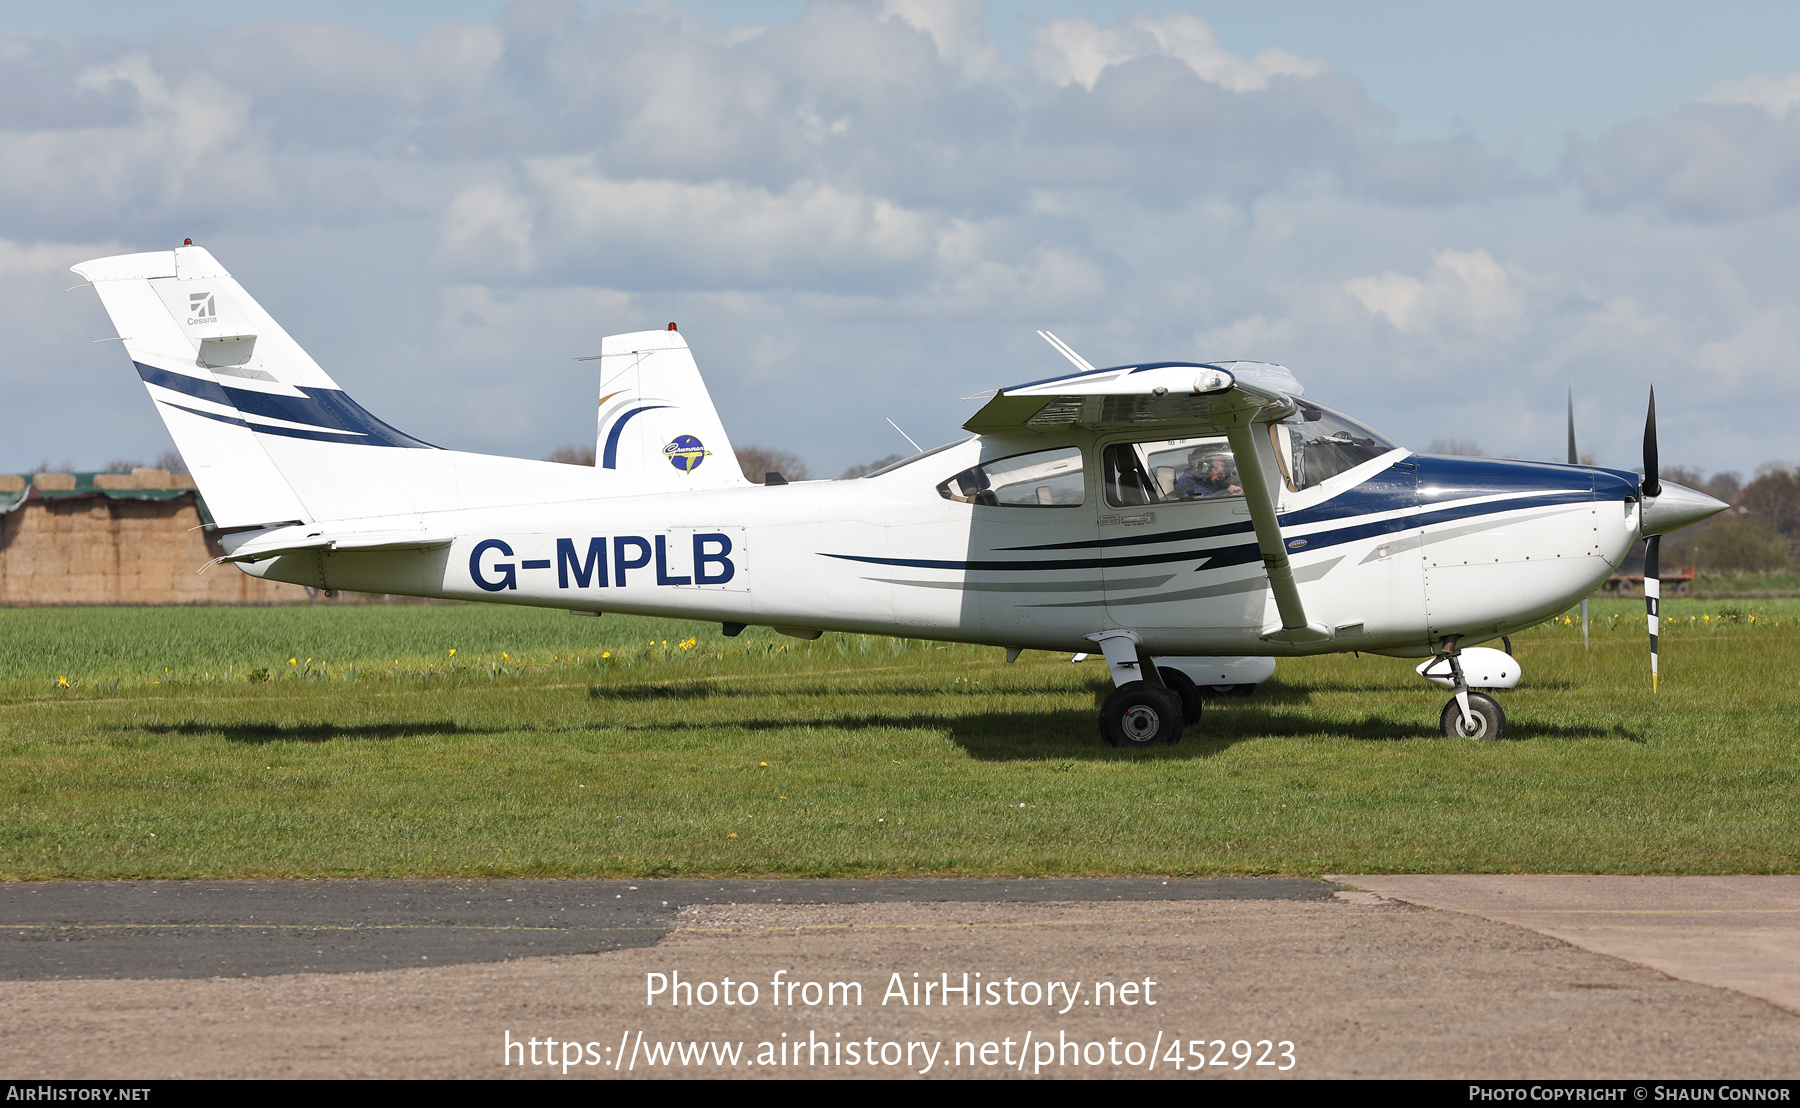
[1567,93,1800,222]
[922,245,1106,316]
[1699,70,1800,118]
[1343,248,1524,336]
[0,6,1795,477]
[878,0,1011,82]
[523,161,938,284]
[1029,12,1327,93]
[1191,314,1296,362]
[437,184,536,274]
[1694,307,1800,393]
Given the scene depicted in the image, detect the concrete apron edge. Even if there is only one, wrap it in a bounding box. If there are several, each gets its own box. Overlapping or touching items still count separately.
[1326,874,1800,1018]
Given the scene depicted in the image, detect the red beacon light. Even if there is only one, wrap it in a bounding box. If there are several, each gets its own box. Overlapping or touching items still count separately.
[667,322,677,331]
[182,238,192,246]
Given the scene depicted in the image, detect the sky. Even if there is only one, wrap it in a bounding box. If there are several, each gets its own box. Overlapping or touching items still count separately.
[6,0,1800,480]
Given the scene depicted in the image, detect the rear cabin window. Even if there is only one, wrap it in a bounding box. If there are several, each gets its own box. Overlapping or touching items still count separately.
[1103,436,1242,508]
[937,446,1085,507]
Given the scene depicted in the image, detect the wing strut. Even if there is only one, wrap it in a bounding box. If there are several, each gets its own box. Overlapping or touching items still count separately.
[1220,415,1331,644]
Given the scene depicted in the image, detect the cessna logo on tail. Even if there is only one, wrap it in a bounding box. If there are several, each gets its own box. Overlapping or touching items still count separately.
[187,292,216,325]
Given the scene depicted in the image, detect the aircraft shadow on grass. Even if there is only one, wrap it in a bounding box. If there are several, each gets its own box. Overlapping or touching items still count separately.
[129,720,493,744]
[588,683,720,702]
[119,691,1642,751]
[620,701,1642,760]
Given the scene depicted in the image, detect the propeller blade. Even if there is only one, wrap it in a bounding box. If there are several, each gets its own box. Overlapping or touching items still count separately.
[1642,386,1661,499]
[1572,386,1589,648]
[1645,533,1661,693]
[1567,387,1579,466]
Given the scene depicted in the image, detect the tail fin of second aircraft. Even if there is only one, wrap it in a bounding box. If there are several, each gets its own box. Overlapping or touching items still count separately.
[589,327,746,489]
[72,246,745,529]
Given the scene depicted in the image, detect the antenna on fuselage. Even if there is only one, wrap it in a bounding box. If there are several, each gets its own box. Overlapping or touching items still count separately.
[1037,330,1096,373]
[886,417,922,453]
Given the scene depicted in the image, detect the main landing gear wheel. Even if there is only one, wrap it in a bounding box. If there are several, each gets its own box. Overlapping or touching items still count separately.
[1156,667,1204,726]
[1100,681,1184,747]
[1440,692,1506,740]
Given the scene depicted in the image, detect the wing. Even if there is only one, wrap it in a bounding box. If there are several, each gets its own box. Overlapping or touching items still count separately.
[963,357,1328,644]
[961,360,1303,434]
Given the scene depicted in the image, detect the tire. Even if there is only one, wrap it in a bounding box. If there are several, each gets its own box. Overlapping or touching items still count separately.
[1156,667,1204,726]
[1439,692,1506,740]
[1100,681,1184,748]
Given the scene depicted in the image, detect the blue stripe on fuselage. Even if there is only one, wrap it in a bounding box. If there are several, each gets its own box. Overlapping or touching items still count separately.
[822,543,1266,573]
[827,454,1620,574]
[998,518,1254,552]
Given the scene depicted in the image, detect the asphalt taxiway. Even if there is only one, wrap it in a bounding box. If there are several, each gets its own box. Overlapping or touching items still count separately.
[0,877,1333,979]
[1,876,1796,1079]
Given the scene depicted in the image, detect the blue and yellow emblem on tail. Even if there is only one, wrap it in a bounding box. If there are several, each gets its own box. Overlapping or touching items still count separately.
[662,434,711,473]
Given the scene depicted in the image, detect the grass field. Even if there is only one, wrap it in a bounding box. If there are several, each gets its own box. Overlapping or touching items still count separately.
[1690,572,1800,597]
[1,598,1796,879]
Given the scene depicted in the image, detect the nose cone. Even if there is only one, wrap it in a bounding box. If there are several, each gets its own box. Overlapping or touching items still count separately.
[1641,481,1729,536]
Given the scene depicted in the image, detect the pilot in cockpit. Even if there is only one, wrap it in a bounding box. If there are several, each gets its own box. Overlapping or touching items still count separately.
[1174,449,1242,500]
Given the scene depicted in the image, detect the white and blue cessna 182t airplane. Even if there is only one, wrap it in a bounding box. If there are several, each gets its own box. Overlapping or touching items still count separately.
[72,245,1728,747]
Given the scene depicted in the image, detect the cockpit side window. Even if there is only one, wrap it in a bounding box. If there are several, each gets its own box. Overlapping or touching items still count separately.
[1103,436,1242,508]
[1270,401,1397,491]
[937,446,1085,508]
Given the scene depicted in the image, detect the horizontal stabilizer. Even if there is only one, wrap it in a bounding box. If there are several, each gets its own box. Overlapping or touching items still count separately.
[217,524,454,563]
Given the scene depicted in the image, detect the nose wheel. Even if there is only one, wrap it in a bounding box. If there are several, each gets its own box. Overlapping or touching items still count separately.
[1439,691,1505,739]
[1429,639,1508,739]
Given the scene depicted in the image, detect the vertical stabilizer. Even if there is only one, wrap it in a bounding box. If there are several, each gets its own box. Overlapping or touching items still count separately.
[593,329,747,489]
[73,247,315,527]
[75,246,725,529]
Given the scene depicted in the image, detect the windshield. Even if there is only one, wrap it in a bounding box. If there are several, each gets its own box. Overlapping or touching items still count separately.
[1271,401,1397,491]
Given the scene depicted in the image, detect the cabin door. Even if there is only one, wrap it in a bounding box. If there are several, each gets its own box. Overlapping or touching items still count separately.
[1097,433,1264,641]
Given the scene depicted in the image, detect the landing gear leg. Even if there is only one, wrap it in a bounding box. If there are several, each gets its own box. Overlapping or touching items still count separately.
[1435,638,1506,739]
